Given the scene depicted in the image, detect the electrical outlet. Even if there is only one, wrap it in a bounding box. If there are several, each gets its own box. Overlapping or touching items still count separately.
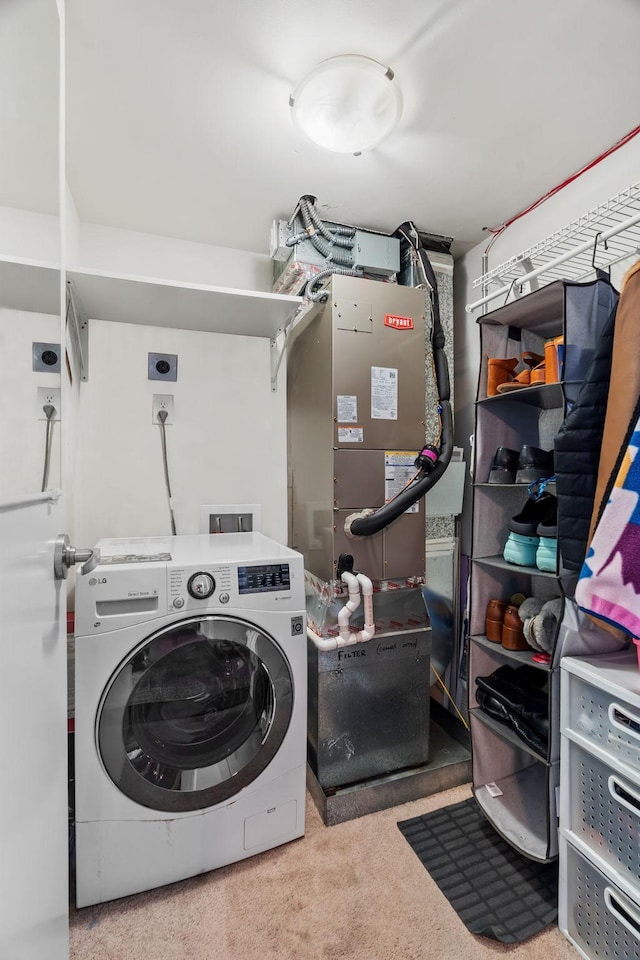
[152,394,174,424]
[33,342,61,373]
[37,387,61,420]
[148,352,178,382]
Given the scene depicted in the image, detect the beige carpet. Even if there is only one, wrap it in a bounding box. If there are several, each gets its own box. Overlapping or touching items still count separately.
[69,783,579,960]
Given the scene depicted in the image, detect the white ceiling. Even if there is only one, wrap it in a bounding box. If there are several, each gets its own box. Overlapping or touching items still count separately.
[5,1,640,259]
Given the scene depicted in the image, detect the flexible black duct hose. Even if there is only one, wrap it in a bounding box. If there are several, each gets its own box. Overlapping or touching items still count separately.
[348,222,453,538]
[349,401,453,536]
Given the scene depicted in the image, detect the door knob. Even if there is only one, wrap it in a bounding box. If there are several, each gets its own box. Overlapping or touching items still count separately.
[54,534,101,580]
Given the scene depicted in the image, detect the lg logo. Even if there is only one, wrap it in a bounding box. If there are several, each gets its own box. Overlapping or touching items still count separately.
[88,577,107,586]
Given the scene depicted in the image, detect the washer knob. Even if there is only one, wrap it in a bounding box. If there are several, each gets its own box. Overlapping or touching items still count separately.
[187,572,216,599]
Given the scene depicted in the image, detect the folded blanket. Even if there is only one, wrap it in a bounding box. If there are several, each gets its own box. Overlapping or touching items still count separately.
[576,415,640,636]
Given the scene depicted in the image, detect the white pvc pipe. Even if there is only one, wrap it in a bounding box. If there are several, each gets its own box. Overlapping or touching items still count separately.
[306,571,377,650]
[307,625,339,651]
[338,571,361,643]
[355,573,375,643]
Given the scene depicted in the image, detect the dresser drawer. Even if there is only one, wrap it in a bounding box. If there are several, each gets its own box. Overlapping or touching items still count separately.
[562,736,640,897]
[562,655,640,777]
[560,837,640,960]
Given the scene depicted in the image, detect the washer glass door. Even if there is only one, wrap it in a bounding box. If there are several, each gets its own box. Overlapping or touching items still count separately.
[98,616,293,812]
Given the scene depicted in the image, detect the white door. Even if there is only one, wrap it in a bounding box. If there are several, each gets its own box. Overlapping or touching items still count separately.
[0,493,68,959]
[0,0,67,953]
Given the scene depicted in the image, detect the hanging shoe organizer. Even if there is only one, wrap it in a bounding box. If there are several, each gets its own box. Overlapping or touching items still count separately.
[468,277,619,863]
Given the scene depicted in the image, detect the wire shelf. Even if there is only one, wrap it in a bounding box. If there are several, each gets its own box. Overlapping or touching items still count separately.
[467,183,640,313]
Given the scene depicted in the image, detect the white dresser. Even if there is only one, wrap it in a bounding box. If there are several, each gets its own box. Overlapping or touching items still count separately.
[560,650,640,959]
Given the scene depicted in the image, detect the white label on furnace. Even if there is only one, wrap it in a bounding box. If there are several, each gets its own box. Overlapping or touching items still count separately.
[337,395,358,423]
[385,451,419,513]
[338,427,364,443]
[371,366,398,420]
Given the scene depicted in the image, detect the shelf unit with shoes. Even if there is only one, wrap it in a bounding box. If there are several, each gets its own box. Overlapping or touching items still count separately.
[468,277,618,863]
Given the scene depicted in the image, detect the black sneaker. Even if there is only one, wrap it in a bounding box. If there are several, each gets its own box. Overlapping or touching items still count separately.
[488,446,519,484]
[509,493,557,536]
[516,445,554,484]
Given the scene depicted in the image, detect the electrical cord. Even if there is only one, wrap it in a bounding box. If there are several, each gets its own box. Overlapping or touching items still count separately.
[41,403,56,492]
[431,664,469,730]
[157,409,177,535]
[483,123,640,256]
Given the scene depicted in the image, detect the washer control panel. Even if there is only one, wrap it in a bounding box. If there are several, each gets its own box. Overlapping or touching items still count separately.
[187,572,215,599]
[169,564,233,609]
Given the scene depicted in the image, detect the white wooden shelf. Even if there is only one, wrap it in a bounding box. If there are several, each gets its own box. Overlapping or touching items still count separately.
[0,255,60,316]
[66,267,304,339]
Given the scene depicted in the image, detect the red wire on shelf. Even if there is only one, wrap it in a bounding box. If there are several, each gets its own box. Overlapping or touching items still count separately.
[484,123,640,255]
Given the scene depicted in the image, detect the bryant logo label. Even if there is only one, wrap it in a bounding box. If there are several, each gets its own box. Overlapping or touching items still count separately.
[384,314,414,330]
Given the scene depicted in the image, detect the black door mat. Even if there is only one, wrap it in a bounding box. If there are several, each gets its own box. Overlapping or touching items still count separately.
[397,797,558,944]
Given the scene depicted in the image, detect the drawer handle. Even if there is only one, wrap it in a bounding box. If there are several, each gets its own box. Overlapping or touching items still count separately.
[609,702,640,742]
[605,886,640,942]
[608,774,640,819]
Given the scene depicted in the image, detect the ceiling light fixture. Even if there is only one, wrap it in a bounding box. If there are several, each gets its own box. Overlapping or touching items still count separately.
[289,54,403,156]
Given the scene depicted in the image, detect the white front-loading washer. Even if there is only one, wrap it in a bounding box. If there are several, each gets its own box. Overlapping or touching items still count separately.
[73,533,307,907]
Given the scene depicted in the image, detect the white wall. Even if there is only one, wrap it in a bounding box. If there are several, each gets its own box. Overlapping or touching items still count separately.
[74,221,272,291]
[453,140,640,554]
[0,308,61,499]
[60,193,285,559]
[0,205,60,262]
[74,317,287,550]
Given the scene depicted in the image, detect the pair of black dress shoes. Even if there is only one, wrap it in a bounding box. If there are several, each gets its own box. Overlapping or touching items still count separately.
[487,444,553,484]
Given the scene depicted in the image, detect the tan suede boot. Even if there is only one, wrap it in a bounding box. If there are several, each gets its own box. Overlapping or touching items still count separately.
[544,336,564,383]
[486,356,518,397]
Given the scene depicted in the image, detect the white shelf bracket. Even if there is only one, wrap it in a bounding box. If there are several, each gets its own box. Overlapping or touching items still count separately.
[270,314,297,392]
[270,333,285,392]
[66,280,89,382]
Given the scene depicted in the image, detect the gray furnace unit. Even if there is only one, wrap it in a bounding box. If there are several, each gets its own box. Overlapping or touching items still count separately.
[287,274,433,789]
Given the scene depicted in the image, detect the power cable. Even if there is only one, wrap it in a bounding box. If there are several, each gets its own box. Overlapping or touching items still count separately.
[430,664,469,730]
[484,123,640,256]
[41,403,56,492]
[157,409,177,535]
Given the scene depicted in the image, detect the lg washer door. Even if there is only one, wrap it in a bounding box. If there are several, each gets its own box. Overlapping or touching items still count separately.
[97,615,293,812]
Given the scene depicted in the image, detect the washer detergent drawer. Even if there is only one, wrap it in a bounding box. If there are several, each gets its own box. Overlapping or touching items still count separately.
[563,737,640,896]
[75,563,168,634]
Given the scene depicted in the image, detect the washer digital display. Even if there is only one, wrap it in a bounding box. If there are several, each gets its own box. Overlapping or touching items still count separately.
[237,563,291,595]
